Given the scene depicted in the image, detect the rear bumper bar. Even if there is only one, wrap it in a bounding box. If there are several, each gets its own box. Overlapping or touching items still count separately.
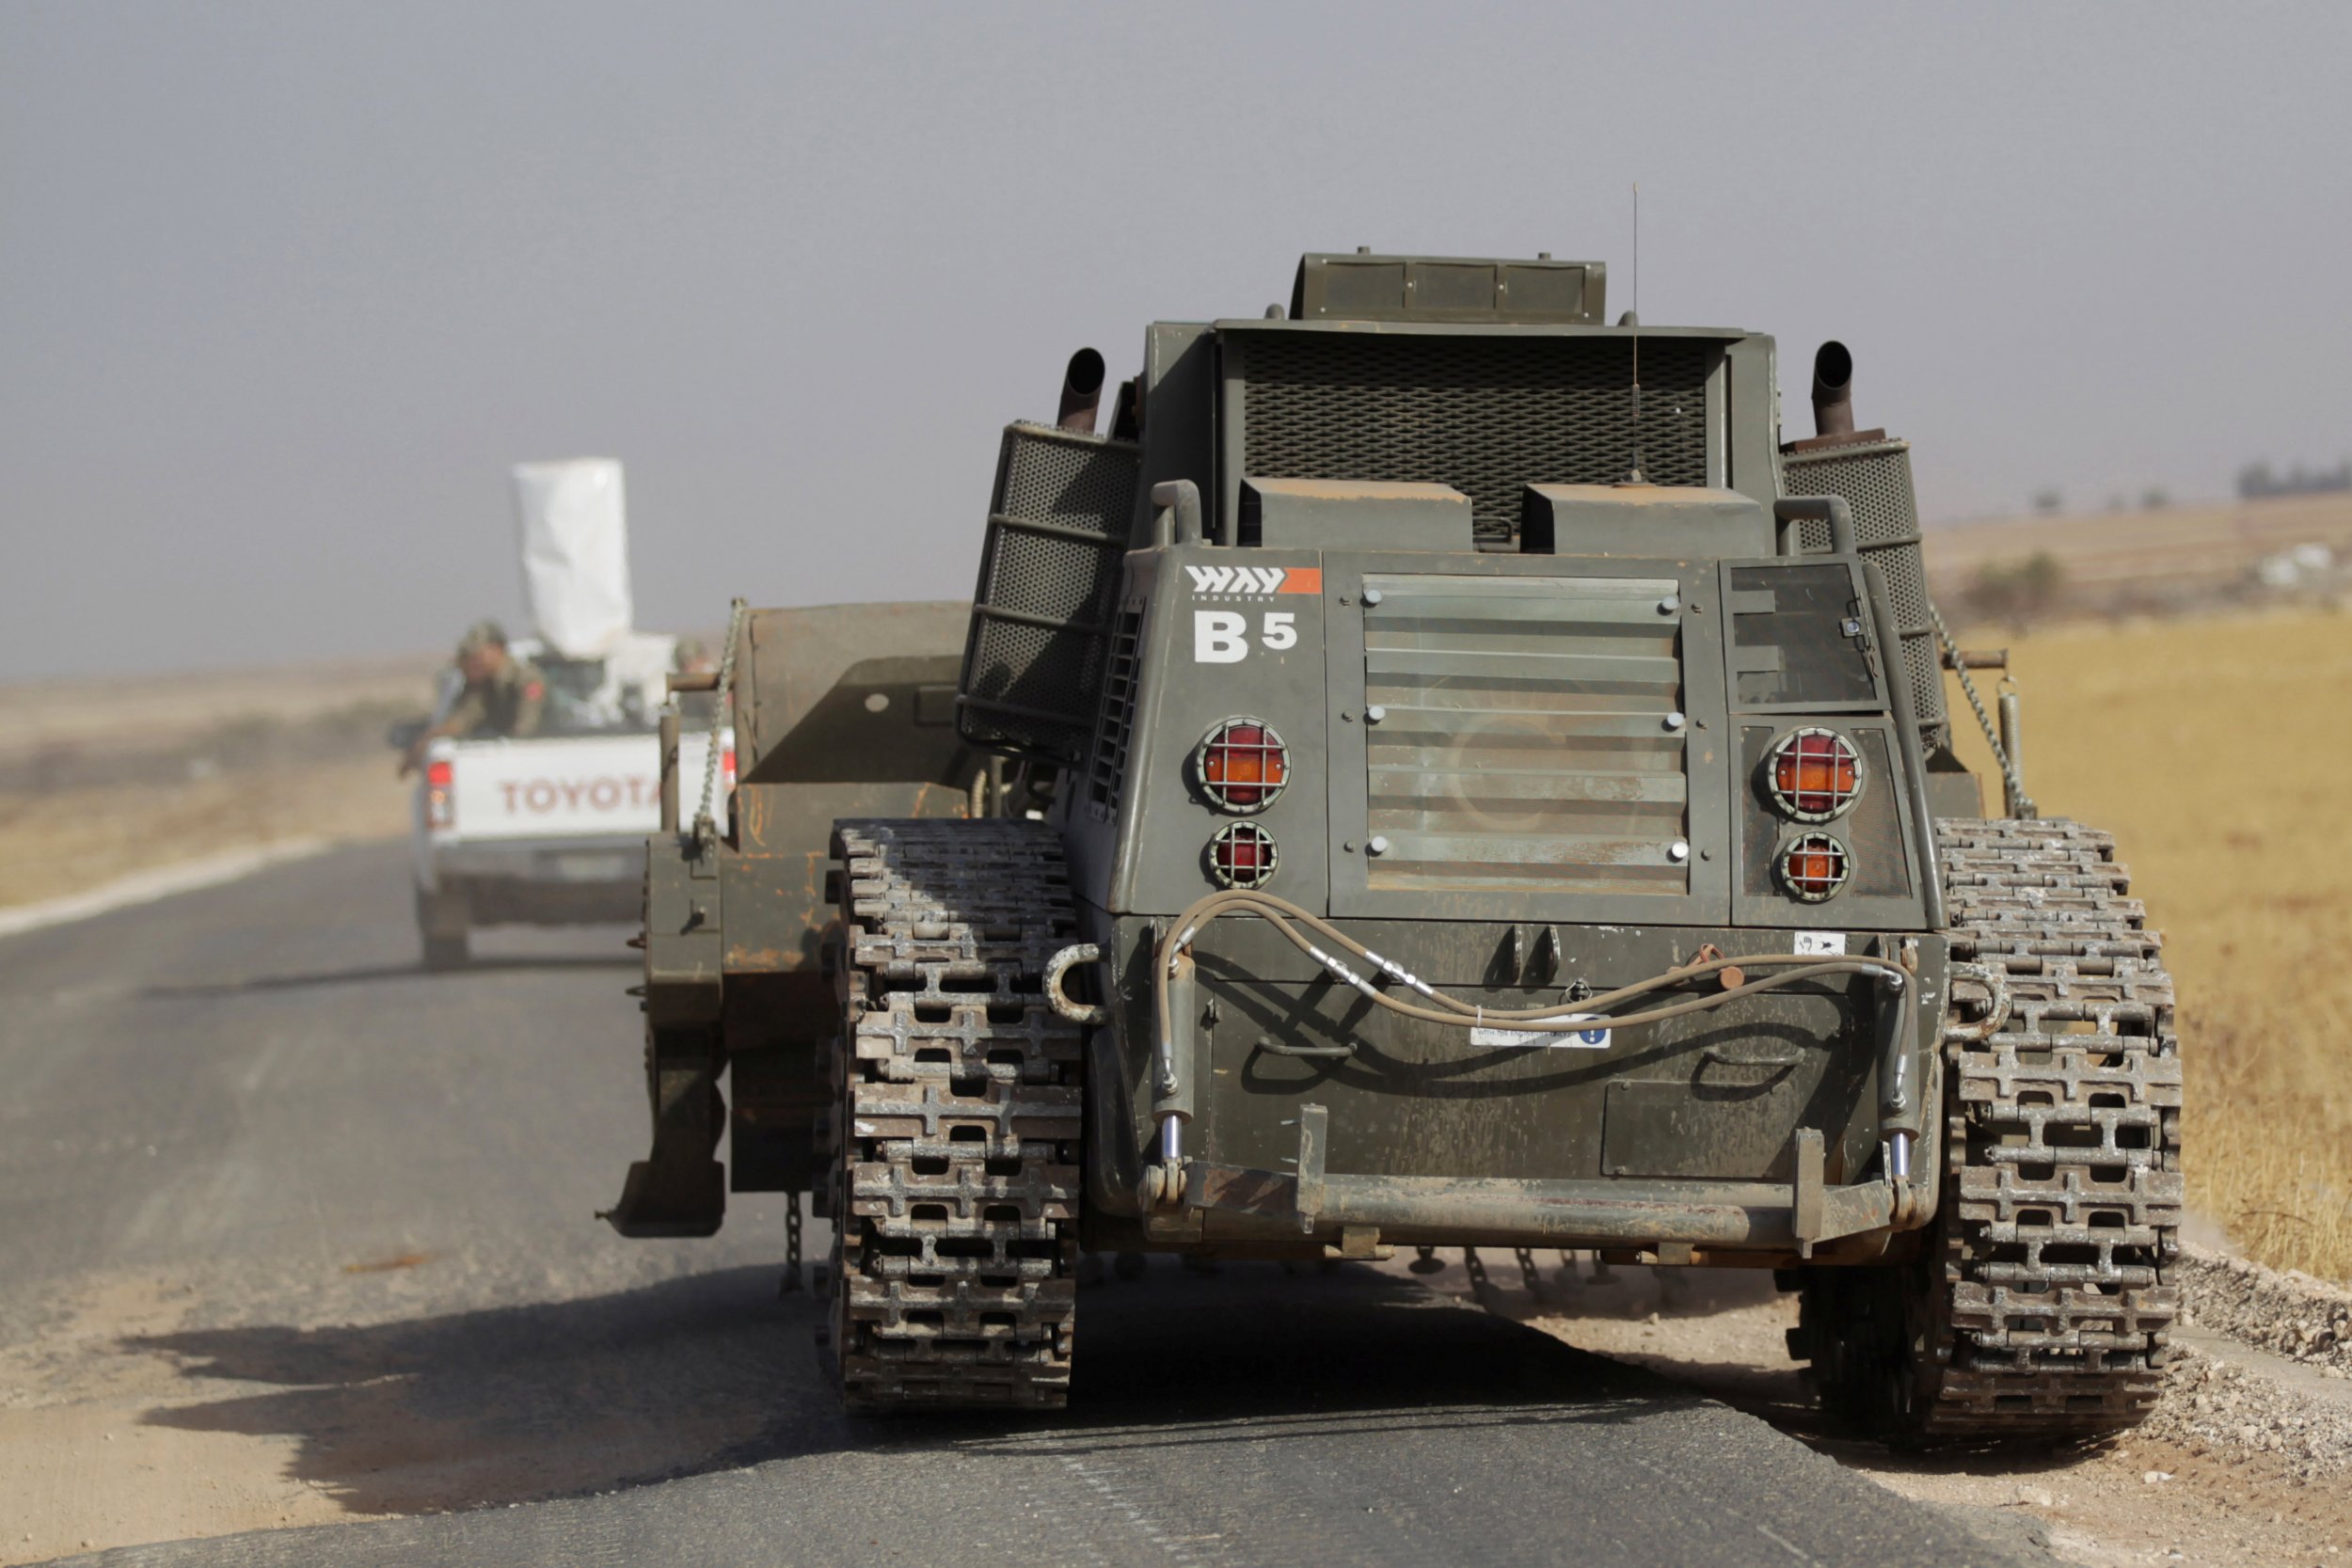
[425,836,644,884]
[1185,1162,1905,1254]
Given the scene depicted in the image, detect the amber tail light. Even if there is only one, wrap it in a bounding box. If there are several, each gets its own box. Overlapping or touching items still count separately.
[1199,719,1290,813]
[1768,727,1864,821]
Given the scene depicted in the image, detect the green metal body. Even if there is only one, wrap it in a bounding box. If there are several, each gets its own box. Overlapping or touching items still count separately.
[611,600,991,1235]
[619,252,1981,1269]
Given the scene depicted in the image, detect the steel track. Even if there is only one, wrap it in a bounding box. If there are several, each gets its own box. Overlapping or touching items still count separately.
[1801,817,2183,1439]
[821,818,1085,1411]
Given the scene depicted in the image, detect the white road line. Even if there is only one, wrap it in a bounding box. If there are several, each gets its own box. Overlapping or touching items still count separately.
[0,836,333,940]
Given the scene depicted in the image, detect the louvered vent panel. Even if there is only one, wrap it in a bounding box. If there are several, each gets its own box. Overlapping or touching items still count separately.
[1779,438,1948,737]
[1086,607,1144,816]
[1359,575,1690,895]
[1242,335,1712,546]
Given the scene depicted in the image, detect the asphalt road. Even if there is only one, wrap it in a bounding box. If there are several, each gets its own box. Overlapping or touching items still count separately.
[0,843,2053,1568]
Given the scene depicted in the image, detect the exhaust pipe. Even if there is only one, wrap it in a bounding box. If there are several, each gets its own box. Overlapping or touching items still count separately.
[1811,341,1855,439]
[1057,347,1106,435]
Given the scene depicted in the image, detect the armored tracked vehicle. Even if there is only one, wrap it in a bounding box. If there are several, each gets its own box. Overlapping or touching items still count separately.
[612,254,2181,1440]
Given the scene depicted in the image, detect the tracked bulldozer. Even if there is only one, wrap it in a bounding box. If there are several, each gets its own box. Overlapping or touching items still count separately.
[610,252,2180,1439]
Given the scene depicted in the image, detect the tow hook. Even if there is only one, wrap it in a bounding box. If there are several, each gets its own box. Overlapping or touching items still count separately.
[1044,943,1110,1025]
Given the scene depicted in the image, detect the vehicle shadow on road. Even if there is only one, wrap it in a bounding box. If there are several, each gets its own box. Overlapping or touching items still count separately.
[125,1265,832,1518]
[122,1260,1683,1519]
[139,953,636,999]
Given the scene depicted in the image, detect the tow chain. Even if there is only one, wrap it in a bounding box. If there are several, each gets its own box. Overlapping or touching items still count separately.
[1514,1246,1550,1307]
[1930,600,2034,818]
[691,596,747,851]
[1462,1246,1496,1309]
[781,1190,804,1293]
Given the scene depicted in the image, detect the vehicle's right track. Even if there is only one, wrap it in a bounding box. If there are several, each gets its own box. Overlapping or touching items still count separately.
[1801,817,2184,1440]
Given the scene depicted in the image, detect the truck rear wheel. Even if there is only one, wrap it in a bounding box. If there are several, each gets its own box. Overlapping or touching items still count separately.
[819,818,1086,1411]
[414,888,469,971]
[1796,818,2182,1442]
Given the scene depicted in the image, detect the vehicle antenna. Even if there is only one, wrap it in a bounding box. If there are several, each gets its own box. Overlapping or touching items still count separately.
[1624,182,1645,485]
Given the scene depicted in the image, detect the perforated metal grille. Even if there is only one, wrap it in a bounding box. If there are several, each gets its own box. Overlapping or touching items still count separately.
[1242,334,1713,545]
[1086,608,1144,815]
[1780,439,1948,736]
[1000,427,1138,532]
[960,425,1138,762]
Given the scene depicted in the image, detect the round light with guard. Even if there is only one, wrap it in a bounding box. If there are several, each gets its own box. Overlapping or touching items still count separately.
[1197,717,1290,813]
[1777,832,1851,902]
[1207,821,1279,889]
[1767,727,1864,821]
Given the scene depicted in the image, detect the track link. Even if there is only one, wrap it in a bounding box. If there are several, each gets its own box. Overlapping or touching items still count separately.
[821,818,1085,1411]
[1801,817,2183,1441]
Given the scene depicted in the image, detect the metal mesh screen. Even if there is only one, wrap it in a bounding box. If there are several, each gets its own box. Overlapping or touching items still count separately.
[1780,439,1948,737]
[959,425,1138,763]
[1241,334,1713,545]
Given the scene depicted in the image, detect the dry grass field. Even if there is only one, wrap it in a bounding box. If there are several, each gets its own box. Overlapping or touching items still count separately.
[1926,488,2352,618]
[0,759,414,909]
[1944,608,2352,1280]
[0,658,428,909]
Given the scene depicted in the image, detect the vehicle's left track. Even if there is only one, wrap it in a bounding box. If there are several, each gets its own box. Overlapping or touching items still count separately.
[819,817,1086,1411]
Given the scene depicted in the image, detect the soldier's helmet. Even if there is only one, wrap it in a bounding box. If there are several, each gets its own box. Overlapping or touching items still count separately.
[674,636,712,672]
[455,619,509,661]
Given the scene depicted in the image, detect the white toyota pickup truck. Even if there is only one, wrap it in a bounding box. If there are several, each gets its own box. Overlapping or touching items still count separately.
[406,633,730,967]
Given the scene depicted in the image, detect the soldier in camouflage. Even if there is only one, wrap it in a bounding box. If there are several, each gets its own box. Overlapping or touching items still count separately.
[398,620,548,775]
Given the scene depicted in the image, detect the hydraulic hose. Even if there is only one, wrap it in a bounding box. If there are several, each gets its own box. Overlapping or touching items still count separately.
[1152,888,1909,1059]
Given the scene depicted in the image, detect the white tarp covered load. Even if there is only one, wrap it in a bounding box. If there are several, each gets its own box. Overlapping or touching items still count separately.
[511,458,633,659]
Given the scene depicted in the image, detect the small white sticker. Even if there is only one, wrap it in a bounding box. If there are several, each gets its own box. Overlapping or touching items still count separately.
[1471,1013,1612,1050]
[1794,931,1847,956]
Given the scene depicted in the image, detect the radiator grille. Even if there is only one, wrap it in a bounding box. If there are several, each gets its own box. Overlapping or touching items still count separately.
[1242,335,1713,546]
[1359,575,1690,895]
[1086,607,1144,816]
[959,424,1138,763]
[1780,439,1948,737]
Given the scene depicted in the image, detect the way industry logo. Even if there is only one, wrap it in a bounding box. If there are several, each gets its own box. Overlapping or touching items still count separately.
[1184,564,1323,596]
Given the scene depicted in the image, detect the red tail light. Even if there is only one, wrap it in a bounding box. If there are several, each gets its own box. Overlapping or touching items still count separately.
[1768,728,1863,821]
[1198,718,1290,813]
[1208,821,1279,889]
[722,746,737,788]
[424,758,455,830]
[1778,832,1851,902]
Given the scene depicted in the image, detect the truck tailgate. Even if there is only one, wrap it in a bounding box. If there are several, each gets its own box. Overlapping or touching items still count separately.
[438,732,729,842]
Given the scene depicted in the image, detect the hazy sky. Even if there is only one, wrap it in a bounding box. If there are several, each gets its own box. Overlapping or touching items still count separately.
[5,2,2347,680]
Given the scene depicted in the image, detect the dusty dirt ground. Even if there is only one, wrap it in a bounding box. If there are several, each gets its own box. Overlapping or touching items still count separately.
[0,658,429,909]
[1386,1246,2352,1568]
[0,1272,354,1560]
[0,1250,787,1566]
